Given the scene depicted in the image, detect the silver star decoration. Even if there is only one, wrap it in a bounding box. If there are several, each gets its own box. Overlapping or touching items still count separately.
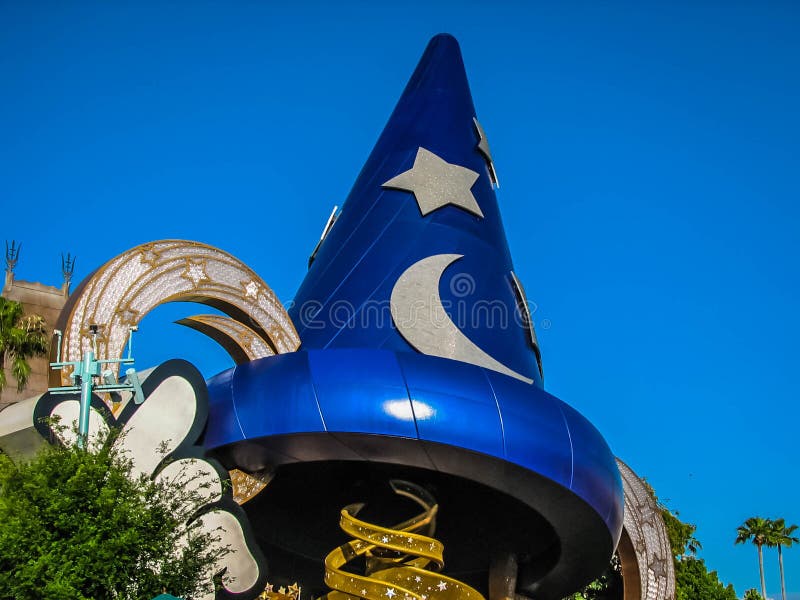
[473,117,499,187]
[641,513,657,528]
[381,535,390,543]
[382,147,483,218]
[243,280,261,300]
[386,588,396,598]
[138,246,162,267]
[117,305,140,326]
[436,581,448,591]
[651,557,668,578]
[181,260,209,287]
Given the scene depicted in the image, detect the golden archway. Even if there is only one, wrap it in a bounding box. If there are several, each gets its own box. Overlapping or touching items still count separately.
[52,240,299,385]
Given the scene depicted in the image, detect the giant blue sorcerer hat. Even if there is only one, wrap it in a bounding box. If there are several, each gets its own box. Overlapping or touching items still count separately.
[205,34,623,600]
[289,34,542,386]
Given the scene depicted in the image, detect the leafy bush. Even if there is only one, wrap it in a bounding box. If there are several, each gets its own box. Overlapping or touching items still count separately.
[0,427,226,599]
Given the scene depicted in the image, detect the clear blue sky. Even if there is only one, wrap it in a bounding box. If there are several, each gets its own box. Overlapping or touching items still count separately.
[2,2,798,597]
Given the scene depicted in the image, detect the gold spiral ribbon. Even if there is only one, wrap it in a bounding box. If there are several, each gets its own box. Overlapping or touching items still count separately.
[322,480,485,600]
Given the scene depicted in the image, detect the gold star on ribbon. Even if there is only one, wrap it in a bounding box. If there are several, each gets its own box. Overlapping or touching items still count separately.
[320,480,484,600]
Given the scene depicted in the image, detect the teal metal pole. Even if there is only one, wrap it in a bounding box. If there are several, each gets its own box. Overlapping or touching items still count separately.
[77,350,94,449]
[50,329,142,444]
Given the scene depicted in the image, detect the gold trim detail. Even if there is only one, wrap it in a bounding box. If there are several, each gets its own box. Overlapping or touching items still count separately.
[176,315,275,364]
[54,240,300,384]
[322,480,484,600]
[617,458,675,600]
[230,468,273,506]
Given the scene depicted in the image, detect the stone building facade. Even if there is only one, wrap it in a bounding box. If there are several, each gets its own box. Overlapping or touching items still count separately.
[0,248,71,412]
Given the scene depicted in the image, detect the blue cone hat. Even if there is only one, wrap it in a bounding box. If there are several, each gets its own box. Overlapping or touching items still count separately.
[205,34,623,600]
[290,34,542,386]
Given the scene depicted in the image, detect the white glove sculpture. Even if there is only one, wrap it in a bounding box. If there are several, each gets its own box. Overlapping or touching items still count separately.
[33,359,267,600]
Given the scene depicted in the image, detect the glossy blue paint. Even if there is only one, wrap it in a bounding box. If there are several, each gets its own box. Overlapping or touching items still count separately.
[205,366,240,446]
[397,352,505,459]
[560,401,625,528]
[205,351,325,450]
[205,348,623,541]
[307,348,416,438]
[288,34,542,387]
[203,34,624,598]
[485,369,573,487]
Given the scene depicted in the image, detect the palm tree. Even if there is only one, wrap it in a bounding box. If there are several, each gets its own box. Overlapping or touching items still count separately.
[770,518,799,600]
[736,517,773,600]
[0,297,48,394]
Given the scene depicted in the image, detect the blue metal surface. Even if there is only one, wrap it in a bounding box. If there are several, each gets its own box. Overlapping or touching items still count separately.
[205,348,623,540]
[207,352,325,446]
[204,34,625,599]
[485,369,573,487]
[308,348,415,438]
[288,34,542,387]
[398,352,505,459]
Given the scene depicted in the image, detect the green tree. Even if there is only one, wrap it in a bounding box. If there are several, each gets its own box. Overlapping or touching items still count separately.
[743,588,763,600]
[769,518,799,600]
[563,495,737,600]
[0,297,48,394]
[0,427,226,599]
[639,482,735,599]
[735,517,773,600]
[661,507,702,559]
[661,507,737,600]
[674,556,737,600]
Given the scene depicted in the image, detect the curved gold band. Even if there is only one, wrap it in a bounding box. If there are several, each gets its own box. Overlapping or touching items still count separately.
[322,481,485,600]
